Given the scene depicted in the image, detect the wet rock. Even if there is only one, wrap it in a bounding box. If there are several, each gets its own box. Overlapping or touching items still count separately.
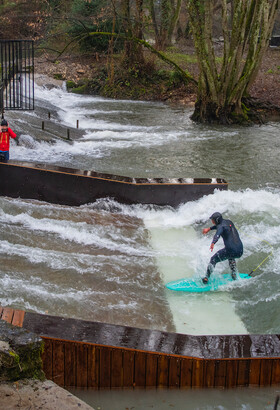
[0,341,16,369]
[0,320,44,382]
[34,73,64,89]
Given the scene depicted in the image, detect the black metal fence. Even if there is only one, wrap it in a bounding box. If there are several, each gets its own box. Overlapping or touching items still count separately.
[0,40,34,112]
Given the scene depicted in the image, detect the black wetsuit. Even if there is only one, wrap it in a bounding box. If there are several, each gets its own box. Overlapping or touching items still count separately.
[206,217,243,277]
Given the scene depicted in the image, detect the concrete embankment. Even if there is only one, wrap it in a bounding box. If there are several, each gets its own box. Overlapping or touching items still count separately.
[0,379,95,410]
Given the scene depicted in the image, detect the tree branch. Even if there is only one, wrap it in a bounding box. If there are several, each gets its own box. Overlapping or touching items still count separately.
[47,30,197,86]
[88,31,197,84]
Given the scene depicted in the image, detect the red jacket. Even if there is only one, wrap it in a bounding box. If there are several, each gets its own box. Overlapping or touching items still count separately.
[0,128,16,151]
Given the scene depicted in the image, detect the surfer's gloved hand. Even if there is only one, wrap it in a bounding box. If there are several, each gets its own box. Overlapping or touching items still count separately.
[202,277,209,284]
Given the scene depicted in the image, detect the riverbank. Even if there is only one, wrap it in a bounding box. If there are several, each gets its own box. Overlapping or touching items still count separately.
[35,46,280,107]
[0,379,95,409]
[35,52,196,106]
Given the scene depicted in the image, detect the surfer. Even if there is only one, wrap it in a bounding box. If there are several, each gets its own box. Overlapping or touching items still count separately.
[0,119,17,162]
[202,212,243,284]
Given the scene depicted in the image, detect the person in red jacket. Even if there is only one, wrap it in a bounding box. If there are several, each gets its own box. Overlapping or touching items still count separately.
[0,119,17,162]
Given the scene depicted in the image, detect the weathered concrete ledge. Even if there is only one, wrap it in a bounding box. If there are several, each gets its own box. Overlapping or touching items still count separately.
[0,379,95,410]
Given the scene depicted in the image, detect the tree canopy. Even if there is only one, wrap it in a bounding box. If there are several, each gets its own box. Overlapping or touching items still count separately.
[187,0,279,124]
[0,0,279,124]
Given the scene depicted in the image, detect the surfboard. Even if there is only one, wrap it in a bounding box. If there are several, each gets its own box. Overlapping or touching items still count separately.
[166,273,252,293]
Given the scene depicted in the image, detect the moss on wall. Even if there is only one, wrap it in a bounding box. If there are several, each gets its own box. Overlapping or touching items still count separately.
[0,321,45,382]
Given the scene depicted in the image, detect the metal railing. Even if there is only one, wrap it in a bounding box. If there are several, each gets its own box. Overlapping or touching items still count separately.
[0,40,34,113]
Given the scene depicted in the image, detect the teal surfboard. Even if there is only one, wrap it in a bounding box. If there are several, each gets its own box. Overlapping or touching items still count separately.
[166,273,251,293]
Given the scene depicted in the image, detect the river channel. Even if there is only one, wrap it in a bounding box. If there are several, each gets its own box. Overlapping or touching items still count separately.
[2,82,280,408]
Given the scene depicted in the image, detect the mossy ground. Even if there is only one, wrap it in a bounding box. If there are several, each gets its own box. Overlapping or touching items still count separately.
[65,55,196,101]
[35,48,198,104]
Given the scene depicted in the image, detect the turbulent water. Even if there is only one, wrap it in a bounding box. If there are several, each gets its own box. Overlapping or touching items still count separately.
[2,81,280,408]
[3,82,279,336]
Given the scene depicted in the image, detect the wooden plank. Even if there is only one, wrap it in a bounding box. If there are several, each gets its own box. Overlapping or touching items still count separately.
[192,359,204,387]
[226,360,238,387]
[42,338,53,380]
[1,308,14,323]
[204,360,215,388]
[88,345,99,388]
[249,359,261,386]
[64,342,76,387]
[100,346,111,388]
[123,350,134,387]
[146,354,158,387]
[134,351,146,387]
[76,343,88,387]
[180,358,193,388]
[12,310,25,327]
[271,359,280,385]
[260,359,272,386]
[157,355,169,387]
[237,360,250,386]
[215,360,227,387]
[111,349,123,388]
[52,340,65,387]
[169,356,180,388]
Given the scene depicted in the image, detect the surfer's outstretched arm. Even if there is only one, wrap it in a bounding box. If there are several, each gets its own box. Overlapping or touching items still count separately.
[202,227,211,234]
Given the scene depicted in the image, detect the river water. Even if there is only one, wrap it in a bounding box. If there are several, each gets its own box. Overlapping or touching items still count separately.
[2,83,280,408]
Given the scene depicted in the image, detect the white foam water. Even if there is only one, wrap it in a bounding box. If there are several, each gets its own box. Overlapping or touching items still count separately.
[101,188,280,335]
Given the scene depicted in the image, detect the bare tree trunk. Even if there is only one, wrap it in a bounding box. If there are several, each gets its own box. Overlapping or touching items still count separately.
[167,0,182,44]
[121,0,144,66]
[150,0,182,49]
[107,0,117,85]
[187,0,279,124]
[121,0,133,59]
[148,0,160,46]
[159,0,170,48]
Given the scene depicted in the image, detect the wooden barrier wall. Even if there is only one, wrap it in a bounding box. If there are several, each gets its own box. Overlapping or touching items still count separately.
[41,337,280,389]
[1,306,279,389]
[0,161,228,208]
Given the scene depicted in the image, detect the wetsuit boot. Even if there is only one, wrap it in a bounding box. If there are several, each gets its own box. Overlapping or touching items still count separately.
[229,259,237,280]
[202,263,214,284]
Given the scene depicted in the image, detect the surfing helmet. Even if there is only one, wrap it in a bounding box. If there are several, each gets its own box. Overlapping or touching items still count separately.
[210,212,223,225]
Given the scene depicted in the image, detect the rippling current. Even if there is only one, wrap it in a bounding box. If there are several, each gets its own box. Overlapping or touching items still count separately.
[2,82,280,408]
